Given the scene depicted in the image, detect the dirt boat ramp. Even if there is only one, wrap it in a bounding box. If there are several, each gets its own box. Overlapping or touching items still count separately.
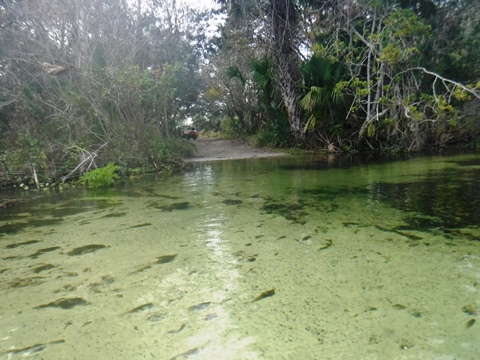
[184,137,287,163]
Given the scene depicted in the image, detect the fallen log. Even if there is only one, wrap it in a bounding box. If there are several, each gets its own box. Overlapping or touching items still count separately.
[0,199,23,208]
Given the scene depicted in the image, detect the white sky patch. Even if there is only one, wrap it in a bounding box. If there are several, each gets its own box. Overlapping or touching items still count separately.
[181,0,225,39]
[180,0,219,11]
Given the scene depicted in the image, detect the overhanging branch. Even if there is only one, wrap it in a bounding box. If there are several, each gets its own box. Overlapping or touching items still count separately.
[404,67,480,100]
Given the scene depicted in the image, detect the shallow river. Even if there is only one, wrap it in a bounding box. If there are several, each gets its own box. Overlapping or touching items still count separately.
[1,153,479,359]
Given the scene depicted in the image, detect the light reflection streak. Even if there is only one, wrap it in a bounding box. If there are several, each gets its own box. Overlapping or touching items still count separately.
[186,163,257,357]
[167,211,258,358]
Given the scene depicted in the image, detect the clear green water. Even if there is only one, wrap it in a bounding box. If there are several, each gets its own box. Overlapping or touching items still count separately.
[1,153,479,359]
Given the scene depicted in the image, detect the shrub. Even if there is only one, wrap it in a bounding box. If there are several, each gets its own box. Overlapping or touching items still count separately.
[253,117,292,148]
[79,162,119,187]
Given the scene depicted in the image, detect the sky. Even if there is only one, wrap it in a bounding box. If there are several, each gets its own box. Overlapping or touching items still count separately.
[181,0,218,10]
[181,0,225,38]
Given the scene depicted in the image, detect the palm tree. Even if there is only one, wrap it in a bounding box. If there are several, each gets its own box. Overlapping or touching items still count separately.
[299,56,345,132]
[266,0,305,141]
[217,0,306,142]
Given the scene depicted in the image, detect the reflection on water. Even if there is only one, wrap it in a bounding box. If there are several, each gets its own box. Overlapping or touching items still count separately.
[372,169,480,229]
[1,153,480,359]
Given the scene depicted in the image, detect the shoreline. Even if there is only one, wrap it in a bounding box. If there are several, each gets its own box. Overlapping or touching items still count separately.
[184,138,287,163]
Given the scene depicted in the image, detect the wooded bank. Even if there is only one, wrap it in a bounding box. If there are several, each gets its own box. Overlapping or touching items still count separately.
[1,0,479,188]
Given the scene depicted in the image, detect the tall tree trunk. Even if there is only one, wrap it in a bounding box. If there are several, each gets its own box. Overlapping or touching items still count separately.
[268,0,304,142]
[163,105,169,138]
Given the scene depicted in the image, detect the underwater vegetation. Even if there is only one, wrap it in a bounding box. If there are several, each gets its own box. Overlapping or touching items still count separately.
[221,199,243,205]
[131,254,178,273]
[32,264,56,273]
[155,254,177,264]
[4,339,65,356]
[34,297,89,309]
[6,240,40,248]
[30,246,61,259]
[155,202,190,211]
[124,303,154,314]
[101,212,127,218]
[67,244,107,256]
[261,199,308,224]
[129,223,152,228]
[253,289,275,302]
[189,302,211,311]
[9,276,45,288]
[0,219,63,236]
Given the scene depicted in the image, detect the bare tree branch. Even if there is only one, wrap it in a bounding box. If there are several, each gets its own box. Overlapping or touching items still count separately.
[405,67,480,100]
[56,143,108,184]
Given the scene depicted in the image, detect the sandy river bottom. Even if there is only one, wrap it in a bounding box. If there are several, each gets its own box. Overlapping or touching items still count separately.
[1,156,479,359]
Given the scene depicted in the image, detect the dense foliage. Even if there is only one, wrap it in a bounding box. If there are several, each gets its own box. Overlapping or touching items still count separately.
[0,0,204,187]
[1,0,480,188]
[213,0,480,151]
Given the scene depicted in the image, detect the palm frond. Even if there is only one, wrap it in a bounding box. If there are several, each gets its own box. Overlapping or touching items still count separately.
[299,86,323,112]
[226,65,245,85]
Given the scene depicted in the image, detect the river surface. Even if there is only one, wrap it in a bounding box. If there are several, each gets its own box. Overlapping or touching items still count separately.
[1,153,479,359]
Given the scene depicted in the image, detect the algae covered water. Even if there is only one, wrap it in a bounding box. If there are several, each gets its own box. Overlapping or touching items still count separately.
[1,153,479,359]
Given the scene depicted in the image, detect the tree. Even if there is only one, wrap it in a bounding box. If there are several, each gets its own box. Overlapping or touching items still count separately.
[308,0,480,151]
[217,0,306,141]
[299,55,347,148]
[0,0,210,186]
[266,0,305,141]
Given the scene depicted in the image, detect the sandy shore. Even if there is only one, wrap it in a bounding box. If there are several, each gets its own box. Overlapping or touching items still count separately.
[184,137,287,162]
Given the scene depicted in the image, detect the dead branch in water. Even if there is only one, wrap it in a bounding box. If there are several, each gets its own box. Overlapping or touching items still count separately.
[56,143,108,184]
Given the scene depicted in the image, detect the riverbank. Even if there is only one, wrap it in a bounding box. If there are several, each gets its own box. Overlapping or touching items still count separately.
[184,137,287,162]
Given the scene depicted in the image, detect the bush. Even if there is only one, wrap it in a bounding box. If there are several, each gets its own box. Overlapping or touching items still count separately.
[79,162,119,187]
[253,117,292,148]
